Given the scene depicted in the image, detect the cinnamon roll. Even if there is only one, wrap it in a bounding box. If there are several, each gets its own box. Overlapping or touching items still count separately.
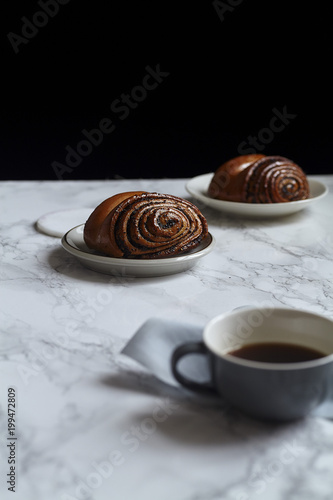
[208,154,310,203]
[84,191,209,259]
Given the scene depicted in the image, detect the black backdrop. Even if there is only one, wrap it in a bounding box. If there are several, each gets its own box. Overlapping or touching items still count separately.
[2,1,332,180]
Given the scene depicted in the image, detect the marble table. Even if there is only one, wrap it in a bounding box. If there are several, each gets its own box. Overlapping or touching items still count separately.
[1,177,333,500]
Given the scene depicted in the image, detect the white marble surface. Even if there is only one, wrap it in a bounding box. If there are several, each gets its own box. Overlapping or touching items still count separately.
[1,177,333,500]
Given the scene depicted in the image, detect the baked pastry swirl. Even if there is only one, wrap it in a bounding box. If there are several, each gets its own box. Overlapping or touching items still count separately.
[208,154,310,203]
[84,191,209,259]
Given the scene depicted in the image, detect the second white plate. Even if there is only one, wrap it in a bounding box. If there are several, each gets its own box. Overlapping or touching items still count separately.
[186,173,328,217]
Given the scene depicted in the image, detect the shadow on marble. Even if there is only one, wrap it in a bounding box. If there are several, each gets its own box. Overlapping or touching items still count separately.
[100,369,184,400]
[135,407,289,448]
[47,246,184,285]
[99,370,294,445]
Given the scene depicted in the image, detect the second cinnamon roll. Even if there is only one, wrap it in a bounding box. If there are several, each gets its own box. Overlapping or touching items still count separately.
[208,154,310,203]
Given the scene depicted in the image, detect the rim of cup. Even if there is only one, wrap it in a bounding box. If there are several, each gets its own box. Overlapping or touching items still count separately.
[203,307,333,371]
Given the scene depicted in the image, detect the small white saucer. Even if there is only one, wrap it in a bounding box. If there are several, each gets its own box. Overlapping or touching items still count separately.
[61,225,215,277]
[36,208,93,237]
[186,174,328,218]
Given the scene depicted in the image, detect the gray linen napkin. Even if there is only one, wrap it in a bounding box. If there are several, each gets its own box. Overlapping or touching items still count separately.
[121,317,207,388]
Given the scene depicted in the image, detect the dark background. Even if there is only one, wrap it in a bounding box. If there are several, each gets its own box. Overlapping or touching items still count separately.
[2,1,332,180]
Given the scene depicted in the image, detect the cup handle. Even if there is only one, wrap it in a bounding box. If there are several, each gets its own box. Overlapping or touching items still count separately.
[171,341,216,394]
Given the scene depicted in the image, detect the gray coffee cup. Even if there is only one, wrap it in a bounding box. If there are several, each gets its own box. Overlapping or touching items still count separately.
[171,307,333,420]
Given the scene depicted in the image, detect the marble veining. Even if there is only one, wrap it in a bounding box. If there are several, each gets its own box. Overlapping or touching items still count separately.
[1,177,333,500]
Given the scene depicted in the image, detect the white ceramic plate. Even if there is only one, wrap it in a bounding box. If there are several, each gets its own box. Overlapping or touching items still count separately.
[61,225,215,277]
[186,173,328,217]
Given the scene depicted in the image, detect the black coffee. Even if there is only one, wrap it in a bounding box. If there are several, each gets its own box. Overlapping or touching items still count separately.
[228,342,326,363]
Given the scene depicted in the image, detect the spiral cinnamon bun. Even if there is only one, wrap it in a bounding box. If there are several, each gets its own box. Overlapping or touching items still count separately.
[208,154,310,203]
[84,191,209,259]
